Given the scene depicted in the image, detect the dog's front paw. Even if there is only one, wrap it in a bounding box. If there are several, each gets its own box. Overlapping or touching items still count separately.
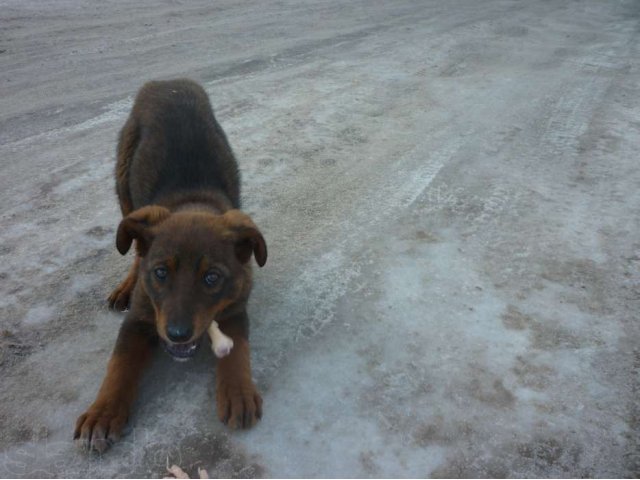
[216,382,262,429]
[74,400,129,453]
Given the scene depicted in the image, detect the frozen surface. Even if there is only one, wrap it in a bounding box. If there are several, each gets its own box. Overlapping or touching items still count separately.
[1,0,639,477]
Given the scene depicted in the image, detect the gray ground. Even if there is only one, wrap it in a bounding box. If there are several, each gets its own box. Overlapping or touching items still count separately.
[1,0,639,477]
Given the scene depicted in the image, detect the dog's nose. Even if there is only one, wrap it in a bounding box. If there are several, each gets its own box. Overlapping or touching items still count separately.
[166,324,193,343]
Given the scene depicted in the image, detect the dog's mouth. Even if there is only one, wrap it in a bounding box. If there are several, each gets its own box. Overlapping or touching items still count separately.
[162,338,201,361]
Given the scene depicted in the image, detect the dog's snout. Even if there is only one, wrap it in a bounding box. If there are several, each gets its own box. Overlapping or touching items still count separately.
[166,324,193,343]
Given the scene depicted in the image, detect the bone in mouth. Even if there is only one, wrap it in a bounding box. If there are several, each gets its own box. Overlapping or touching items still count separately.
[208,321,233,358]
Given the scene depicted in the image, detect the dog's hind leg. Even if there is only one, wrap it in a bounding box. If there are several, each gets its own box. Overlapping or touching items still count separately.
[115,116,139,217]
[108,255,139,311]
[109,116,141,311]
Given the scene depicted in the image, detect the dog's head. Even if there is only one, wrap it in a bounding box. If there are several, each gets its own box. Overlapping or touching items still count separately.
[116,206,267,360]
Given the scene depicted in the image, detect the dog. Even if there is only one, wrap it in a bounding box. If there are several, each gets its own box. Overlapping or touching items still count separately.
[74,79,267,453]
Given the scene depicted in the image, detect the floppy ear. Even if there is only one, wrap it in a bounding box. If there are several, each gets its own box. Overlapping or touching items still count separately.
[221,210,267,267]
[116,205,171,256]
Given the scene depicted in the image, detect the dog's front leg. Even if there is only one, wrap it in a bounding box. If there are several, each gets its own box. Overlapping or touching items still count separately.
[216,311,262,429]
[74,318,156,452]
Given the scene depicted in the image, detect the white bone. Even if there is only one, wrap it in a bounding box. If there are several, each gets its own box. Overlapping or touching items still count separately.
[208,321,233,358]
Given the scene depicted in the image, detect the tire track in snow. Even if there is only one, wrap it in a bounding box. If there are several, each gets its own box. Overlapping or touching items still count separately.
[2,97,133,154]
[253,137,457,377]
[540,74,610,159]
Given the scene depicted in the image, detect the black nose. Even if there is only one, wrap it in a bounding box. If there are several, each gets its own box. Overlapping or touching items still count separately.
[166,324,193,343]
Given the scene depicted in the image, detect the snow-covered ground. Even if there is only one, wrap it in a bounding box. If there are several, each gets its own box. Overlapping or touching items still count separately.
[1,0,639,477]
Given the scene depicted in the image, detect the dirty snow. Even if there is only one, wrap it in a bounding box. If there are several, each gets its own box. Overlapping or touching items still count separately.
[1,0,639,477]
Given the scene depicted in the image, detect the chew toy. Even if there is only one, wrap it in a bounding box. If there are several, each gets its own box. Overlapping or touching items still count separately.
[208,321,233,358]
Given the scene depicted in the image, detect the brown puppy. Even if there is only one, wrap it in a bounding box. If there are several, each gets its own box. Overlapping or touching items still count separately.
[74,79,267,453]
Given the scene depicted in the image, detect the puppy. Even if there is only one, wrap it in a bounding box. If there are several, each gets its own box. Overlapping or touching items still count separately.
[74,79,266,453]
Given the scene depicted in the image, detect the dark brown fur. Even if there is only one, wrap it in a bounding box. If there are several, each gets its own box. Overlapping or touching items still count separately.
[75,79,267,453]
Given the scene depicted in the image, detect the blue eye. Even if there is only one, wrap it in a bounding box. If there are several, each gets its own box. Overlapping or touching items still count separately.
[154,267,168,280]
[204,271,220,287]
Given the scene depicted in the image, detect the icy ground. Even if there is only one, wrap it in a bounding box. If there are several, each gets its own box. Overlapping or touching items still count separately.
[1,0,639,477]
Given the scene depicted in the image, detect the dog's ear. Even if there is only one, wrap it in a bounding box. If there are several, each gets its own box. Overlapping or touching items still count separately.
[221,210,267,267]
[116,205,171,256]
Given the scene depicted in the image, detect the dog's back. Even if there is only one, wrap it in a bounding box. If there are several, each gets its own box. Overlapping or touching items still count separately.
[116,79,240,214]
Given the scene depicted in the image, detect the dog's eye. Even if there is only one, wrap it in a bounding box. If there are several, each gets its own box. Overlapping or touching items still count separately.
[154,266,168,280]
[204,271,220,287]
